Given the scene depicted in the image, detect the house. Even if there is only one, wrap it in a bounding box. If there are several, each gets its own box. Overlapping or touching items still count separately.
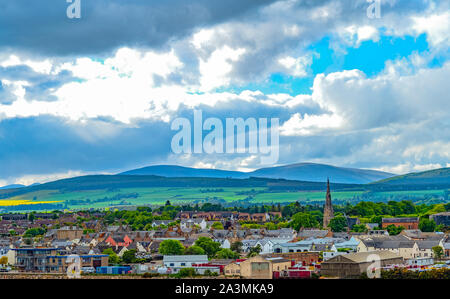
[357,236,445,259]
[180,218,207,230]
[297,229,331,240]
[444,243,450,259]
[333,237,360,251]
[323,250,347,261]
[82,220,103,232]
[250,213,268,222]
[265,228,296,241]
[33,213,55,220]
[320,250,404,278]
[46,254,109,273]
[367,230,388,236]
[237,213,251,221]
[104,234,133,247]
[401,230,445,241]
[1,214,28,221]
[382,217,419,230]
[13,247,58,272]
[163,255,209,269]
[430,212,450,226]
[56,226,84,240]
[215,239,231,249]
[273,241,311,253]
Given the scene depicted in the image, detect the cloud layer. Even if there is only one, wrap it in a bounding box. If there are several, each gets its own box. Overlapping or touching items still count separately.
[0,0,449,184]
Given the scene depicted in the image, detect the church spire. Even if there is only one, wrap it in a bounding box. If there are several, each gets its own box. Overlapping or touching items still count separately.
[323,177,334,228]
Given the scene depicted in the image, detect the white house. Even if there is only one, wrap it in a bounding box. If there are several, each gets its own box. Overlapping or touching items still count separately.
[180,219,207,230]
[215,239,231,249]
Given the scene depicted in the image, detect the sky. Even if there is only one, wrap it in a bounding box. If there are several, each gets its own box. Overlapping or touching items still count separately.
[0,0,449,186]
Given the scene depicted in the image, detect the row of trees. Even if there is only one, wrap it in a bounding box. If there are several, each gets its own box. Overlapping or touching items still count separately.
[158,237,241,259]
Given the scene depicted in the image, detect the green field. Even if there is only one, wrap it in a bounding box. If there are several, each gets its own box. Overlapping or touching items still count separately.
[0,186,447,212]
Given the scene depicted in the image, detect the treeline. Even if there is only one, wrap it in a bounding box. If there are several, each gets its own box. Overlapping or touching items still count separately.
[2,203,64,212]
[64,193,139,206]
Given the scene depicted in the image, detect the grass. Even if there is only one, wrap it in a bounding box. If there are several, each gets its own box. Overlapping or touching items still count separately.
[0,187,447,211]
[250,191,365,203]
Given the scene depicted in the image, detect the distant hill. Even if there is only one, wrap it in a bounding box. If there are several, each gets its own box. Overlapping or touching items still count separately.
[120,165,248,178]
[372,168,450,187]
[249,163,393,184]
[120,163,394,184]
[0,184,25,190]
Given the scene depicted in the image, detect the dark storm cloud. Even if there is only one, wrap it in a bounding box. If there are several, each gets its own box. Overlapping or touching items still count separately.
[0,0,277,56]
[0,64,78,102]
[0,116,173,179]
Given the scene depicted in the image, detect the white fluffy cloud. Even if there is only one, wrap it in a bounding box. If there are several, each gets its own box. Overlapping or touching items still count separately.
[0,0,449,184]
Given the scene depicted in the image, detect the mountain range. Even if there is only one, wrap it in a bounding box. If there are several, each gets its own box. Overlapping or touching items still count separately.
[119,163,394,184]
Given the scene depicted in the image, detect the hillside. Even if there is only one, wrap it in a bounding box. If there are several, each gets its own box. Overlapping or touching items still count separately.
[120,163,394,184]
[372,168,450,187]
[0,184,25,190]
[0,175,361,199]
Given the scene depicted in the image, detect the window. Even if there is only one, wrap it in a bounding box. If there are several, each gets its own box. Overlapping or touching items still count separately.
[181,263,186,266]
[251,262,269,271]
[170,263,174,266]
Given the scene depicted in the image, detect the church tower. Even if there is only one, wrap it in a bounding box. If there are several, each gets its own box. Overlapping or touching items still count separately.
[323,178,334,228]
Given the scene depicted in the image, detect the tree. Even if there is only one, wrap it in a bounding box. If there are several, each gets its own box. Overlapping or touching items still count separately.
[386,224,404,236]
[351,224,368,233]
[177,268,196,277]
[230,241,243,253]
[215,248,239,259]
[0,256,8,265]
[103,248,120,265]
[122,249,137,264]
[211,222,224,230]
[184,245,206,255]
[159,239,185,255]
[432,246,444,260]
[23,227,46,238]
[247,244,262,258]
[194,237,221,258]
[289,212,319,230]
[328,216,347,232]
[419,218,436,232]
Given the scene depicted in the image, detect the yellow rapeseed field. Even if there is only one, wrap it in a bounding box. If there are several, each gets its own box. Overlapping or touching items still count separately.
[0,199,62,206]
